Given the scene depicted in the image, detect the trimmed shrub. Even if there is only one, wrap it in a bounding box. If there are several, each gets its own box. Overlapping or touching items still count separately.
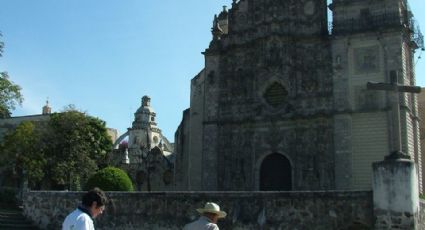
[85,167,134,191]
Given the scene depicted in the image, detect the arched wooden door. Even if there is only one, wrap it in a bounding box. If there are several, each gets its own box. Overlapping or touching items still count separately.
[260,153,292,191]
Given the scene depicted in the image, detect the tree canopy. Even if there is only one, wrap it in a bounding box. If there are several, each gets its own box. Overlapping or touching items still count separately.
[0,72,23,118]
[0,33,23,118]
[0,121,45,188]
[44,110,113,189]
[0,110,113,190]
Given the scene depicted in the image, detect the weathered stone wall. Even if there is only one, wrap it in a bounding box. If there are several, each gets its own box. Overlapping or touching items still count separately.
[420,200,425,230]
[23,191,373,230]
[373,159,420,230]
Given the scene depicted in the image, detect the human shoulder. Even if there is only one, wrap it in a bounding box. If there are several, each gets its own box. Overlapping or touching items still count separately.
[206,222,219,230]
[183,219,219,230]
[63,209,94,230]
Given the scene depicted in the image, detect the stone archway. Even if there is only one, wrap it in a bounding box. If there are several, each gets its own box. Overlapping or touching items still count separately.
[260,153,292,191]
[113,131,129,149]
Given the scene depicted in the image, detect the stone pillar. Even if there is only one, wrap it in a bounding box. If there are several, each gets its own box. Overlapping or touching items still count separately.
[372,158,420,229]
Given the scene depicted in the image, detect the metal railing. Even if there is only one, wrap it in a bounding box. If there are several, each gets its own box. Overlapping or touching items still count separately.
[411,19,424,50]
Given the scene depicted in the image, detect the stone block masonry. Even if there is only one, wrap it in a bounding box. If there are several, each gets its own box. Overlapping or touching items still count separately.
[420,200,425,230]
[23,191,373,230]
[373,159,421,229]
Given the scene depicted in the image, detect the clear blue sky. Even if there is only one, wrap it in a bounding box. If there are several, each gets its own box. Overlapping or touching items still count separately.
[0,0,424,142]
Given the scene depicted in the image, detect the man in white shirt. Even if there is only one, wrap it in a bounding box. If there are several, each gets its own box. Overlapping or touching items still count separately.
[183,202,227,230]
[62,188,108,230]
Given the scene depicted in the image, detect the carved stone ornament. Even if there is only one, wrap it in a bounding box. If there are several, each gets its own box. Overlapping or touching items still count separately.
[353,46,380,75]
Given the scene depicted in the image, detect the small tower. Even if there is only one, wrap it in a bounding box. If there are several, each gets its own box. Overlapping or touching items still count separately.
[42,99,51,115]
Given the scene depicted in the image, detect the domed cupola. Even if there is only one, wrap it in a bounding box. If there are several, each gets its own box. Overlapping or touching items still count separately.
[132,95,157,129]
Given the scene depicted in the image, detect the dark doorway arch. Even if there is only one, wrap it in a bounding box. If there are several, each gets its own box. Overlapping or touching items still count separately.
[260,153,292,191]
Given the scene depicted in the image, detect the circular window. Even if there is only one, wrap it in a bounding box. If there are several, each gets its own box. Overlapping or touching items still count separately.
[263,82,288,108]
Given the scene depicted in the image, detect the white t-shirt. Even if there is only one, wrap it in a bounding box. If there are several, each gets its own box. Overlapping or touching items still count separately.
[183,216,219,230]
[62,208,95,230]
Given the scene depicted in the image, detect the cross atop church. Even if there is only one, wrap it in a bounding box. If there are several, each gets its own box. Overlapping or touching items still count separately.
[367,70,421,160]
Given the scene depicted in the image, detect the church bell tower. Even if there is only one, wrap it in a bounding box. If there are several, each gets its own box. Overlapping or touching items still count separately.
[331,0,423,190]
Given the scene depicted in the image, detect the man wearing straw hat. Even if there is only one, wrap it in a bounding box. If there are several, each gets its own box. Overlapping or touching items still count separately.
[183,202,227,230]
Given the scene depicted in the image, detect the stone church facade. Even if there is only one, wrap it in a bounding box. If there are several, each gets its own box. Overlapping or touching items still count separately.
[173,0,424,192]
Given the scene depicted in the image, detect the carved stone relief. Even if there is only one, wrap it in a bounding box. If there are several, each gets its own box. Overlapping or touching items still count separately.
[353,46,380,74]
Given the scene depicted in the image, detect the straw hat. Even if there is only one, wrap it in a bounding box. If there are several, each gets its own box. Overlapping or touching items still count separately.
[196,202,227,219]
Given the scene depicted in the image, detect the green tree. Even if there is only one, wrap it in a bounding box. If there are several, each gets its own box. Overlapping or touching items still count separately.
[43,110,113,190]
[0,108,113,190]
[0,121,45,189]
[0,32,3,55]
[86,167,134,191]
[0,32,23,118]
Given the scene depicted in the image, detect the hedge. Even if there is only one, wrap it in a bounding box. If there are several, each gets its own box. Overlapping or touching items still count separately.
[85,167,134,191]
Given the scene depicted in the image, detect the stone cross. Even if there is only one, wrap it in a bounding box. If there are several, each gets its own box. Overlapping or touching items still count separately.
[367,71,421,159]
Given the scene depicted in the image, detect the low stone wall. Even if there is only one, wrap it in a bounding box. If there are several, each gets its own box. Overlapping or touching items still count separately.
[23,191,373,230]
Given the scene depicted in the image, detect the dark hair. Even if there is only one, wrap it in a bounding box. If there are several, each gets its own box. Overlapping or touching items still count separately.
[82,187,108,208]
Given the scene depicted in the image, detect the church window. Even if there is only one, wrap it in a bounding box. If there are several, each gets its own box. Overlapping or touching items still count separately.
[263,82,288,108]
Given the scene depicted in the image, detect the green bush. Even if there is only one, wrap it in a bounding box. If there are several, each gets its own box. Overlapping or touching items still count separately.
[85,167,134,191]
[420,194,425,200]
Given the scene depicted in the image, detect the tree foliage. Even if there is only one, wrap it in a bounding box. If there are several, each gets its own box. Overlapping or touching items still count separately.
[0,110,113,190]
[43,110,113,189]
[86,167,134,191]
[0,33,23,118]
[0,121,45,188]
[0,32,3,56]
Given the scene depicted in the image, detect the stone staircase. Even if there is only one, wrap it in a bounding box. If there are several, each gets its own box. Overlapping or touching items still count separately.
[0,207,39,229]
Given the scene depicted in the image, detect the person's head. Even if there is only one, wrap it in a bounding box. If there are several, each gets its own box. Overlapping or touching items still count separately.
[203,212,220,224]
[82,187,108,218]
[196,202,226,224]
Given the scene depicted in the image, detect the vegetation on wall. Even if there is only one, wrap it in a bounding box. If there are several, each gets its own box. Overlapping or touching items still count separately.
[85,167,134,191]
[420,194,425,200]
